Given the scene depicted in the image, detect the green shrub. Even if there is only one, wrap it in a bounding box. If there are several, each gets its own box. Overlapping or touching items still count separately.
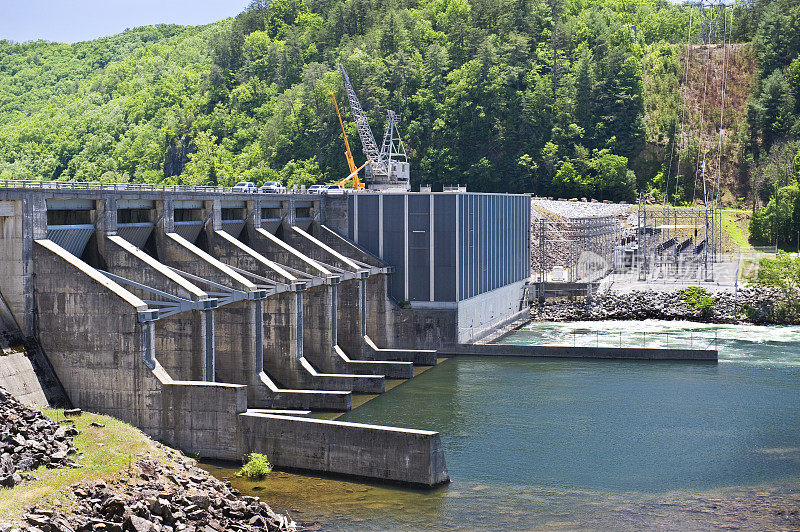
[238,453,272,480]
[682,286,717,317]
[742,304,761,321]
[748,252,800,320]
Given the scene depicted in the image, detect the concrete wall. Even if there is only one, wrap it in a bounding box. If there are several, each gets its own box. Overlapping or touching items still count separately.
[389,307,458,349]
[238,412,449,487]
[321,196,349,235]
[365,273,394,347]
[152,231,257,385]
[456,280,526,344]
[302,283,338,371]
[337,279,364,357]
[0,352,49,406]
[34,240,157,427]
[101,237,205,381]
[283,224,394,347]
[440,343,718,361]
[0,200,24,329]
[34,238,246,460]
[160,378,246,461]
[262,291,302,385]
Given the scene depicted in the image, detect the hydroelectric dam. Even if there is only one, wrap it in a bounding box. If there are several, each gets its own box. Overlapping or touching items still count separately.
[0,182,531,487]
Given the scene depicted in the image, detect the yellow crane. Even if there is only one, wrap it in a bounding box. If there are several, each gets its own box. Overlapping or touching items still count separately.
[330,91,366,190]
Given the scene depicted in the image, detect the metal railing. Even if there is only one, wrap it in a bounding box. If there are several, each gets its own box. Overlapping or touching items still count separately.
[563,330,719,351]
[0,179,426,195]
[0,179,349,195]
[0,179,231,193]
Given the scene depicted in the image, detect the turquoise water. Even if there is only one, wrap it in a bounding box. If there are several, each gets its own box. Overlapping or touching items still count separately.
[207,321,800,530]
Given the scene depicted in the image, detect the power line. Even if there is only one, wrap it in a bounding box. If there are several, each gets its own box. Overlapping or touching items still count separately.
[673,4,694,205]
[714,4,732,210]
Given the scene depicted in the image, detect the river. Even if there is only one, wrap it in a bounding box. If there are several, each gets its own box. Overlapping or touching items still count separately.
[202,321,800,530]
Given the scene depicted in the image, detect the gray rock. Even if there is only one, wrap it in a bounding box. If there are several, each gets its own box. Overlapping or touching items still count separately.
[127,515,155,532]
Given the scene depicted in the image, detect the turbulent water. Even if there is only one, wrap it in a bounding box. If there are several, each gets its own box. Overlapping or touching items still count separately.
[203,321,800,530]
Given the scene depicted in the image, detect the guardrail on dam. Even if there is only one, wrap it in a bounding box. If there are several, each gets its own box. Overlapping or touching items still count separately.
[0,183,531,487]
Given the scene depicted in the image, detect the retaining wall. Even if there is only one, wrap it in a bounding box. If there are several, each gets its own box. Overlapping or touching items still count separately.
[440,343,718,361]
[238,412,449,487]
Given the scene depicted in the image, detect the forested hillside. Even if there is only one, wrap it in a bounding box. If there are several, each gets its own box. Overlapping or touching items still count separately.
[0,0,798,210]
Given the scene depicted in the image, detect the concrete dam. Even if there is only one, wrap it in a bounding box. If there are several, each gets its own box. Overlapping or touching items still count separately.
[0,183,531,487]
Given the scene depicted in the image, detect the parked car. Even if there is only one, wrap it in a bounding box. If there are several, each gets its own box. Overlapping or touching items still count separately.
[260,181,286,193]
[307,184,326,194]
[232,181,257,193]
[322,184,345,195]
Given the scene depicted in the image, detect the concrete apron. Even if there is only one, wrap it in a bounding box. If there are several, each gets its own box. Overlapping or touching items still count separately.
[301,283,386,392]
[33,238,447,486]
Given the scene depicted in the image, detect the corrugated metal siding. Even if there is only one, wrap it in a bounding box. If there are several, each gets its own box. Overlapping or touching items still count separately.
[118,223,153,249]
[347,195,355,240]
[433,195,456,301]
[356,196,380,254]
[46,225,94,257]
[407,195,430,302]
[456,194,528,302]
[382,195,406,301]
[350,192,529,303]
[174,221,203,243]
[221,220,245,238]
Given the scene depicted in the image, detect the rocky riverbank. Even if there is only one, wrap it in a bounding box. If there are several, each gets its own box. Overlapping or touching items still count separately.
[0,387,297,532]
[7,451,296,532]
[531,286,798,324]
[0,387,79,489]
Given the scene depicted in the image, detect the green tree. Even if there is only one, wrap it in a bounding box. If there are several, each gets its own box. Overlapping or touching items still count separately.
[749,70,794,151]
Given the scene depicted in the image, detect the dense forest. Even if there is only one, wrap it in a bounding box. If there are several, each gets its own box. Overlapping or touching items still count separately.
[0,0,798,216]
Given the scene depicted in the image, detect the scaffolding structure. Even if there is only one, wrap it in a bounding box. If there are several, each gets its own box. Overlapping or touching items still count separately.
[533,214,625,285]
[530,199,725,298]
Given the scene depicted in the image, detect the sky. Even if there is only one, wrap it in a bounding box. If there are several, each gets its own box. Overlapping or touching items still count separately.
[0,0,250,44]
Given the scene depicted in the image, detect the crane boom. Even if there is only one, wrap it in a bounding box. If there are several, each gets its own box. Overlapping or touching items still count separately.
[335,159,370,190]
[330,92,357,176]
[338,64,388,178]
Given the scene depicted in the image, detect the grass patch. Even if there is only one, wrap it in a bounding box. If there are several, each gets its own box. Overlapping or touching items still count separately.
[0,409,165,521]
[643,205,752,252]
[720,209,752,250]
